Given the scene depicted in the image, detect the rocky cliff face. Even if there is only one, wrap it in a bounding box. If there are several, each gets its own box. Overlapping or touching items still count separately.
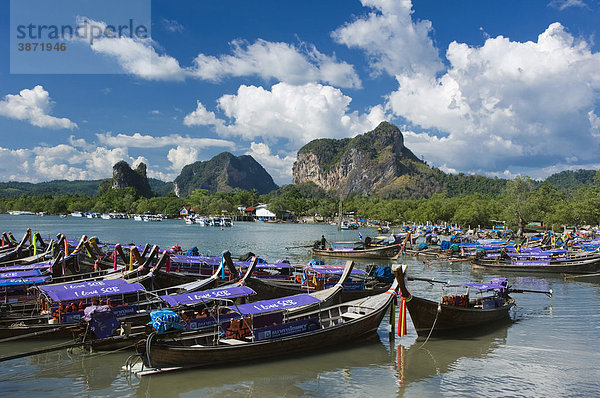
[112,161,153,198]
[173,152,278,197]
[292,122,443,198]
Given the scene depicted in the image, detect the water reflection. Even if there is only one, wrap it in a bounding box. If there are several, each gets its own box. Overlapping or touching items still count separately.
[132,336,392,397]
[395,324,509,393]
[26,348,127,391]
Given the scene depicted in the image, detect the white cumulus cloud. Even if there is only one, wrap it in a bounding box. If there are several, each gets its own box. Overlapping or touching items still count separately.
[183,102,224,127]
[386,22,600,175]
[91,36,186,81]
[191,39,361,88]
[0,144,144,182]
[549,0,586,10]
[167,146,199,173]
[245,142,296,184]
[185,82,385,146]
[96,132,235,150]
[0,86,77,129]
[332,0,442,77]
[79,17,359,88]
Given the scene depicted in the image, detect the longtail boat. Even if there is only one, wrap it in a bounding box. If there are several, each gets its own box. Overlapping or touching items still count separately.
[81,256,349,353]
[396,265,551,337]
[0,278,153,340]
[470,250,600,274]
[126,270,400,374]
[312,244,401,259]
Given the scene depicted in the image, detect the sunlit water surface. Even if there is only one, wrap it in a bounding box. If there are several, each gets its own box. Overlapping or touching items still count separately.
[0,215,598,397]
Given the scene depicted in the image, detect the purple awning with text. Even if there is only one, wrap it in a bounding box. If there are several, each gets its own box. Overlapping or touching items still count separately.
[40,278,129,292]
[0,270,42,279]
[41,280,144,302]
[228,294,321,315]
[160,285,256,307]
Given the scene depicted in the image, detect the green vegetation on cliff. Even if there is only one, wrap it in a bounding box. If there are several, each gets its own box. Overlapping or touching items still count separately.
[295,122,506,199]
[174,152,278,197]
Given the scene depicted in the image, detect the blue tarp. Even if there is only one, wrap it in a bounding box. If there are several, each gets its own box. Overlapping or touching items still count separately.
[372,266,394,283]
[150,309,185,334]
[0,276,51,287]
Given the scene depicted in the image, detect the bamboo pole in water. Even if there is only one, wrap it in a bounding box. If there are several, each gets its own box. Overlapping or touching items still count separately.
[338,200,342,231]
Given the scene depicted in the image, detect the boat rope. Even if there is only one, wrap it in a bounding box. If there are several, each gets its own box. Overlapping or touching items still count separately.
[125,353,145,374]
[418,301,442,349]
[145,331,157,368]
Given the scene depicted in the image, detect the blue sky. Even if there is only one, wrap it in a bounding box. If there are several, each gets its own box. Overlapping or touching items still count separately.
[0,0,599,185]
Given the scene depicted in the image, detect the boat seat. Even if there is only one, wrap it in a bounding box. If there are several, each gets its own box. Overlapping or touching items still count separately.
[219,338,248,345]
[342,312,362,320]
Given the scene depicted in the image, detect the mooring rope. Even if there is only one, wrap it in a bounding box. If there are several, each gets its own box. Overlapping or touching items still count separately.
[418,300,442,349]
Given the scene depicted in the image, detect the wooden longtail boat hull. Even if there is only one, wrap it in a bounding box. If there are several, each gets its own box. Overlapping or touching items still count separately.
[312,244,400,259]
[136,286,396,370]
[471,255,600,274]
[403,248,446,258]
[396,265,515,337]
[405,296,514,337]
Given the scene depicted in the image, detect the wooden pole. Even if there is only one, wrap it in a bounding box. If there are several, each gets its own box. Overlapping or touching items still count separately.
[0,341,85,363]
[389,299,395,334]
[338,200,342,231]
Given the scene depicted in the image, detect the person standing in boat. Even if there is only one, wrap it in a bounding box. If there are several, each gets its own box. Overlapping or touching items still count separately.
[320,235,327,249]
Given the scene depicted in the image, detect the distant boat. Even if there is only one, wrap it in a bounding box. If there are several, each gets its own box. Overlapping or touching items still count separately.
[312,244,401,259]
[524,221,551,233]
[7,210,35,215]
[70,212,83,217]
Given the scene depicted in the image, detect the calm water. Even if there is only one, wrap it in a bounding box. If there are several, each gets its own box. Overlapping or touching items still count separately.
[0,214,599,397]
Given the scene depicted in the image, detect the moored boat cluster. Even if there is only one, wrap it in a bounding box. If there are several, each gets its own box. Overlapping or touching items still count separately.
[1,224,595,374]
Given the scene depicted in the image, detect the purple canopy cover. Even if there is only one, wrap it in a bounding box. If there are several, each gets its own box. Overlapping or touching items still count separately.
[160,285,256,307]
[462,278,508,292]
[0,276,51,287]
[513,260,550,266]
[40,278,129,292]
[305,265,366,275]
[0,270,42,279]
[229,294,321,315]
[0,262,52,272]
[42,281,145,302]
